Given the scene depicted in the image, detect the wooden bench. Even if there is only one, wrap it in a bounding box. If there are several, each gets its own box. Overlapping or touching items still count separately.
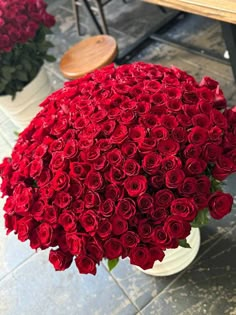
[144,0,236,79]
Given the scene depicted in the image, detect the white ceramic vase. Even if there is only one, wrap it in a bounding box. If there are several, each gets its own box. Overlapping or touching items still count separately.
[0,67,52,130]
[138,227,201,276]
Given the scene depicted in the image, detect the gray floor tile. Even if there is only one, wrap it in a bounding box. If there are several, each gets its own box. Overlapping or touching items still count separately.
[0,198,35,281]
[0,249,138,315]
[105,258,181,310]
[140,226,236,315]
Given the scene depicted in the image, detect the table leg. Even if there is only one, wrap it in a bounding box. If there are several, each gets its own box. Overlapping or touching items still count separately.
[221,22,236,82]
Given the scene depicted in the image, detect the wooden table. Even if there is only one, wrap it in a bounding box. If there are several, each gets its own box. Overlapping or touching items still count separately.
[144,0,236,80]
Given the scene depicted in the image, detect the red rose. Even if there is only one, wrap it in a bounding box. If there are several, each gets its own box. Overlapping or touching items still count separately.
[84,191,100,208]
[171,198,197,221]
[116,198,136,219]
[49,249,73,271]
[44,206,58,225]
[49,152,66,172]
[192,113,210,128]
[150,207,168,224]
[16,216,36,242]
[155,189,174,207]
[129,126,146,142]
[111,125,128,144]
[188,126,208,145]
[160,114,178,130]
[138,137,156,154]
[58,211,76,232]
[107,167,126,184]
[193,194,208,210]
[142,152,162,175]
[151,126,168,141]
[149,246,165,263]
[15,187,33,215]
[36,168,52,188]
[208,192,233,219]
[211,109,227,130]
[52,171,70,191]
[75,255,97,275]
[149,170,165,189]
[70,162,91,181]
[212,156,234,181]
[100,199,115,217]
[79,210,98,235]
[138,220,153,242]
[93,155,108,171]
[120,231,140,248]
[129,245,154,270]
[66,233,83,255]
[31,200,45,221]
[102,120,116,136]
[185,158,207,175]
[120,110,136,125]
[153,227,178,249]
[63,139,78,159]
[111,215,128,235]
[196,176,211,194]
[123,159,140,176]
[164,215,191,239]
[208,126,223,143]
[124,175,147,197]
[105,184,123,201]
[158,138,180,156]
[97,219,112,239]
[202,143,222,163]
[87,239,104,262]
[137,193,154,213]
[104,238,123,259]
[184,144,202,159]
[53,192,72,208]
[179,177,197,196]
[121,142,137,158]
[86,146,101,161]
[165,168,185,189]
[29,159,43,178]
[107,148,123,166]
[37,223,53,247]
[172,126,187,143]
[4,213,17,235]
[49,138,65,153]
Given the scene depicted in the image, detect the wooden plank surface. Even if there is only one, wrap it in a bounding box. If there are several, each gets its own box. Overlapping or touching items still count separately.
[143,0,236,24]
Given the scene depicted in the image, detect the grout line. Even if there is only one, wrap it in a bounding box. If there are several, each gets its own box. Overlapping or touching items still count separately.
[139,225,236,313]
[101,263,140,313]
[44,66,66,82]
[0,252,36,283]
[60,5,73,13]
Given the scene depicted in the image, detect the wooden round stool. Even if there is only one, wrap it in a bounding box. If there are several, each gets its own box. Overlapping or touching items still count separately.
[59,35,117,80]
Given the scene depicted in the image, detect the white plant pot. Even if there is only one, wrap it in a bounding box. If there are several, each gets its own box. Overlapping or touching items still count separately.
[138,228,200,276]
[0,67,52,130]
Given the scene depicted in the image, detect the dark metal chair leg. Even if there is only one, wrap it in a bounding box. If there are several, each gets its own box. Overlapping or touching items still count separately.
[94,0,109,34]
[83,0,104,34]
[73,0,84,36]
[221,22,236,82]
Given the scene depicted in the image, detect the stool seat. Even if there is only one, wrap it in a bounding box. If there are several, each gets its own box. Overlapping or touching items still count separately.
[59,35,117,80]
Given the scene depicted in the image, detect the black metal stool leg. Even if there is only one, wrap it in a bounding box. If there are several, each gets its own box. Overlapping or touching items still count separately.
[83,0,104,34]
[221,22,236,82]
[94,0,109,34]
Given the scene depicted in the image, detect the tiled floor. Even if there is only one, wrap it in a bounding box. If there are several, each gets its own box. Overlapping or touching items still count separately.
[0,1,236,315]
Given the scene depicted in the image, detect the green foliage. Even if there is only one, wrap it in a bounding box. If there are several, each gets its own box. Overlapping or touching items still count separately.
[179,239,191,248]
[107,258,119,271]
[191,208,209,228]
[0,25,55,99]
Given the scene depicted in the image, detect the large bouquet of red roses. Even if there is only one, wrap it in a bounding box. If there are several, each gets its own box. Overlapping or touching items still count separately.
[1,62,236,275]
[0,0,55,97]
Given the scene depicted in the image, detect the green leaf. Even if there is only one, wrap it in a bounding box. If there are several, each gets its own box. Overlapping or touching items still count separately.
[1,66,15,81]
[107,258,119,271]
[179,239,191,248]
[191,208,209,228]
[44,54,56,62]
[15,71,28,82]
